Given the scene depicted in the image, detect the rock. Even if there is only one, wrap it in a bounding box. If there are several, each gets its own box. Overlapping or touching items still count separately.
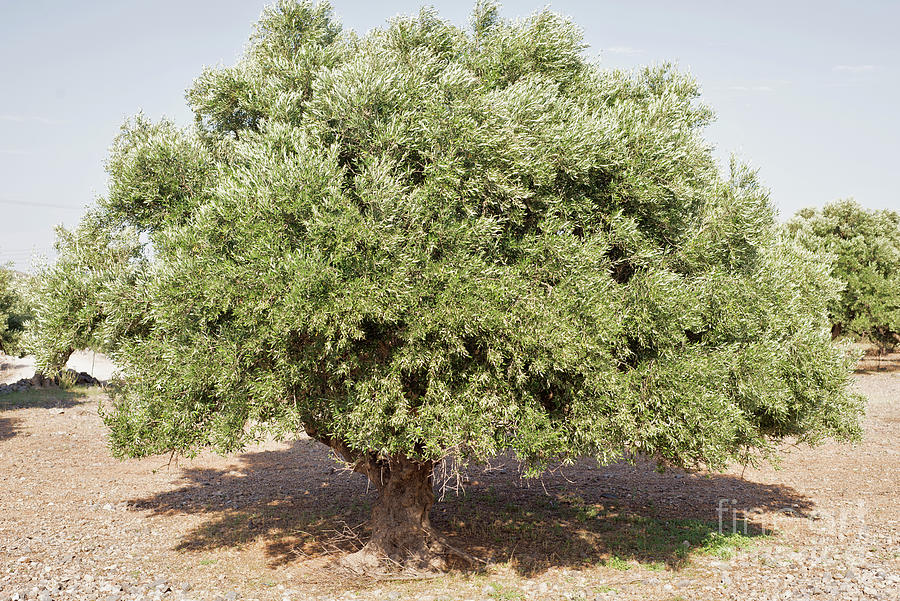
[150,578,170,592]
[675,579,692,588]
[38,593,51,601]
[225,592,239,601]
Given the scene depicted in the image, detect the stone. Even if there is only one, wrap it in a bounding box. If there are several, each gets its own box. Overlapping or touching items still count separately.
[150,578,170,593]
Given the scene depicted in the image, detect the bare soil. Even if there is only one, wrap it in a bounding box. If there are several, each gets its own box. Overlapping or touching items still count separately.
[1,354,898,601]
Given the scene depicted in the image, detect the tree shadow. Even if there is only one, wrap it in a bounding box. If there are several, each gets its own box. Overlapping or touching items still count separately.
[0,416,22,440]
[129,440,814,576]
[0,387,93,412]
[856,352,900,373]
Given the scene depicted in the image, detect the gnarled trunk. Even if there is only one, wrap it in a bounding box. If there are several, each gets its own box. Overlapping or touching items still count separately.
[346,455,444,572]
[33,346,75,386]
[305,427,454,572]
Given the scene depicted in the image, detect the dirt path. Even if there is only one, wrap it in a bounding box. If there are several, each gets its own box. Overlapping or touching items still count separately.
[1,359,897,601]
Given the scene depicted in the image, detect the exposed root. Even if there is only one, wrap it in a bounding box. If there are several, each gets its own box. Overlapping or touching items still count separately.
[336,527,486,577]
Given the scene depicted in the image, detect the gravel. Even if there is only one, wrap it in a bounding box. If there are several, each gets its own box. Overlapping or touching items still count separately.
[1,360,898,600]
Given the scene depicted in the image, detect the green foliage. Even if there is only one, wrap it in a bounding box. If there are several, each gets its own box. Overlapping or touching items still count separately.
[603,555,630,570]
[788,199,900,350]
[26,213,145,372]
[698,531,757,559]
[104,115,214,231]
[34,1,862,473]
[0,266,32,356]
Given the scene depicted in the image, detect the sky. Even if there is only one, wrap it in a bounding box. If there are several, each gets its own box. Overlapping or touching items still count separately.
[1,0,897,271]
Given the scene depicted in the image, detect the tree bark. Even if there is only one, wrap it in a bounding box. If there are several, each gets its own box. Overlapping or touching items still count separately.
[354,455,441,571]
[304,426,451,572]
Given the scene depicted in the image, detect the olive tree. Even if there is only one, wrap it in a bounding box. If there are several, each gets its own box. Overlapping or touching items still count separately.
[32,1,863,570]
[788,200,900,350]
[0,267,31,356]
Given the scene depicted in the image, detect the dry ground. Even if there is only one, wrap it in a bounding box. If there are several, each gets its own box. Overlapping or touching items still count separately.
[1,354,897,601]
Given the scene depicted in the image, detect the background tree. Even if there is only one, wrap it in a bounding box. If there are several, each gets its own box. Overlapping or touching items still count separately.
[31,0,864,570]
[0,266,32,356]
[788,199,900,350]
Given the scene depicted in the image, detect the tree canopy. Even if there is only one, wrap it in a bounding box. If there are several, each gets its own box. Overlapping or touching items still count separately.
[788,199,900,350]
[29,0,864,568]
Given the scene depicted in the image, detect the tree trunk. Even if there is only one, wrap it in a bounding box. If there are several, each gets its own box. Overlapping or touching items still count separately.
[33,347,75,386]
[342,455,447,572]
[304,427,468,573]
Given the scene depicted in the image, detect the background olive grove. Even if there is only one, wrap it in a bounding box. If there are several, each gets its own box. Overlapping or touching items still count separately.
[789,200,900,351]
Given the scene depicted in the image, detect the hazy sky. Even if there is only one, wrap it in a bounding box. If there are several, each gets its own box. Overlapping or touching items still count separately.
[1,0,897,270]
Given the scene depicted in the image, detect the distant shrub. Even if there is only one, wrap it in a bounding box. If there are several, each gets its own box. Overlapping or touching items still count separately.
[788,199,900,350]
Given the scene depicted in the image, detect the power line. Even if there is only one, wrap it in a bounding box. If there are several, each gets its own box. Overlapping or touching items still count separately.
[0,197,88,211]
[0,248,52,257]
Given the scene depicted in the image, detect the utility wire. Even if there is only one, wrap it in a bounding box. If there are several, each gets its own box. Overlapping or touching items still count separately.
[0,197,88,210]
